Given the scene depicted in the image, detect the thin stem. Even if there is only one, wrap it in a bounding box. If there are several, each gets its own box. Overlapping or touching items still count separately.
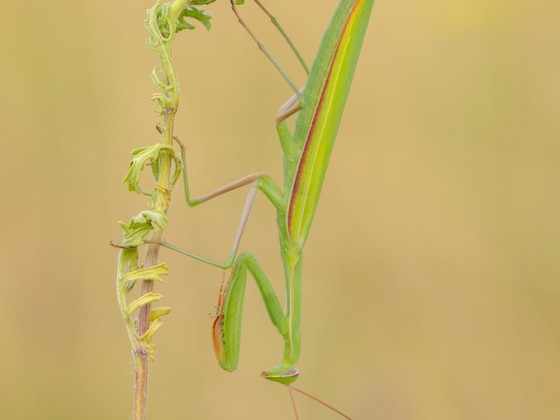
[133,354,149,420]
[133,108,177,419]
[120,2,213,419]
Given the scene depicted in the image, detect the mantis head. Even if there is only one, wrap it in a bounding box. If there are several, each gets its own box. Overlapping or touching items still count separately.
[262,366,300,385]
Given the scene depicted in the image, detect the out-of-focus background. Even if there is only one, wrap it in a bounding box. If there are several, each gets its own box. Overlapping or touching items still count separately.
[1,1,559,419]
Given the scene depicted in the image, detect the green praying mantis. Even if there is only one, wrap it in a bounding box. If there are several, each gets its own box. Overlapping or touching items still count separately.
[162,0,374,390]
[138,0,375,416]
[115,0,375,418]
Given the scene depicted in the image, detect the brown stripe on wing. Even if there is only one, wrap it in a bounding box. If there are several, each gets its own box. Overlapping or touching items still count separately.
[287,0,360,238]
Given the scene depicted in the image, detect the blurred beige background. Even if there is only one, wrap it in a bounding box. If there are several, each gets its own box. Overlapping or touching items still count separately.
[1,1,559,419]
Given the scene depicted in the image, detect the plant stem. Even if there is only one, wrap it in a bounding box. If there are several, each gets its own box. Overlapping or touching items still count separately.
[132,86,178,420]
[119,2,213,417]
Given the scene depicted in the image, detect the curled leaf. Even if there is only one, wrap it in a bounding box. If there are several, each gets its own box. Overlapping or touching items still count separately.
[139,318,164,342]
[126,292,164,316]
[176,6,213,32]
[116,247,141,293]
[118,210,168,247]
[150,306,171,322]
[123,143,177,194]
[120,262,170,287]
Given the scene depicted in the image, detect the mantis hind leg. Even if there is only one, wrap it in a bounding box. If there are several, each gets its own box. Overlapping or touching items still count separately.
[229,0,308,98]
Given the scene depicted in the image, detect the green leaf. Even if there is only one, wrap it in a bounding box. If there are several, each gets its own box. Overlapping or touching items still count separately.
[118,210,168,247]
[176,6,213,32]
[120,263,170,289]
[150,306,171,322]
[139,318,164,341]
[126,292,164,316]
[122,144,177,195]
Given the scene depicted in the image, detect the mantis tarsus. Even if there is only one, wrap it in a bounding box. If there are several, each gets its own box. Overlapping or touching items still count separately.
[162,0,374,416]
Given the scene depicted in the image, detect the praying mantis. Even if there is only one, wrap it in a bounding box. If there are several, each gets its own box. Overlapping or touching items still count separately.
[160,0,375,414]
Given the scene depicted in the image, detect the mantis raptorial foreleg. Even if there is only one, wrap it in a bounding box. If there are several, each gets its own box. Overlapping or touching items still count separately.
[212,251,286,371]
